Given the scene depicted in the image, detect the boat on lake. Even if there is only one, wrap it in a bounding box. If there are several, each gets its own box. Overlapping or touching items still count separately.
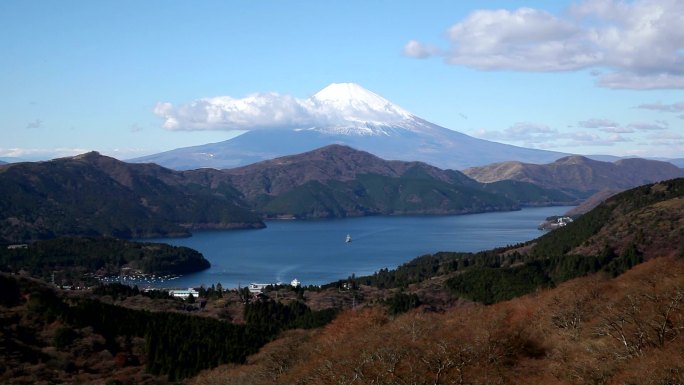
[345,234,352,243]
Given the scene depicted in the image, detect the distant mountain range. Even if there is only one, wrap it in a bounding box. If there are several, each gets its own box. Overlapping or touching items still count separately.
[220,144,580,219]
[463,156,684,216]
[131,83,570,170]
[0,146,582,243]
[654,157,684,168]
[3,143,681,243]
[463,155,684,192]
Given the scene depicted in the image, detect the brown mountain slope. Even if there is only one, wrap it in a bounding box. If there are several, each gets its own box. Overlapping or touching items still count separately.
[572,193,684,259]
[564,189,621,216]
[218,145,508,218]
[191,256,684,385]
[222,144,474,197]
[528,178,684,264]
[216,145,581,218]
[463,155,684,192]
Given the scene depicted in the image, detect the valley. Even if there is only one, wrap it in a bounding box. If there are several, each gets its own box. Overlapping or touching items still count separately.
[1,171,682,383]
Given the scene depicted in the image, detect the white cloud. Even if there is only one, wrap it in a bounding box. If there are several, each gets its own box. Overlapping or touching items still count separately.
[601,126,635,133]
[153,84,415,132]
[563,132,631,147]
[0,147,152,161]
[473,122,559,147]
[445,8,593,71]
[402,40,441,59]
[577,118,638,133]
[406,0,684,89]
[597,73,684,90]
[475,121,638,150]
[0,147,90,160]
[26,119,43,129]
[153,93,316,131]
[577,118,619,129]
[643,132,684,148]
[636,101,684,112]
[627,121,669,130]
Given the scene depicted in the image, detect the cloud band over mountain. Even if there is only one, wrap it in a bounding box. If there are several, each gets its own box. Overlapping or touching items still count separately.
[154,83,414,132]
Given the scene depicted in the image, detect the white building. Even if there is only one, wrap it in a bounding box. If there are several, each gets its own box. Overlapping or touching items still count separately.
[248,283,271,294]
[291,278,300,287]
[169,288,199,299]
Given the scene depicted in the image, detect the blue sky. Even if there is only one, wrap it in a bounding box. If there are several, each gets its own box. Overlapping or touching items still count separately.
[2,0,683,161]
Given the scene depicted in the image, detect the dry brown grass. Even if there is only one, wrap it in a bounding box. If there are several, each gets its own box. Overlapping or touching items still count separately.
[192,257,684,385]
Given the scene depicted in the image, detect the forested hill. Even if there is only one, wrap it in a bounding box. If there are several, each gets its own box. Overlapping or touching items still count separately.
[340,177,684,304]
[221,144,581,218]
[0,272,337,383]
[0,147,582,242]
[0,152,264,243]
[530,176,684,260]
[0,236,211,282]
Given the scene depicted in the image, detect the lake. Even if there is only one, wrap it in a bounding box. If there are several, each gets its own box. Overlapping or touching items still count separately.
[144,206,573,289]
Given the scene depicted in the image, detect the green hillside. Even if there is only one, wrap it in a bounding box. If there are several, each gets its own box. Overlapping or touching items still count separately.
[225,145,580,218]
[0,236,211,283]
[0,153,264,243]
[336,178,684,304]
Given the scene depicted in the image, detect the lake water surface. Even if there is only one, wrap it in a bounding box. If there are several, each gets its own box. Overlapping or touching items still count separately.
[146,206,573,289]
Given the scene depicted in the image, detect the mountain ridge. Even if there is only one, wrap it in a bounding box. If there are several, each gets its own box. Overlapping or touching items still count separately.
[219,144,580,219]
[0,153,264,243]
[0,145,582,243]
[463,155,684,192]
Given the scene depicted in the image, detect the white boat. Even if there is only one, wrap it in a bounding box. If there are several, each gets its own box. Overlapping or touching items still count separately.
[345,234,352,243]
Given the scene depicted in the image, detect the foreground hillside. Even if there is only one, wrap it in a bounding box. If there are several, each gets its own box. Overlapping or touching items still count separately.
[1,179,682,384]
[193,256,684,385]
[0,273,336,384]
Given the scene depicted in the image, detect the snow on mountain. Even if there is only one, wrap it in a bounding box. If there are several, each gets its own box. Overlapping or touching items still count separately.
[154,82,420,135]
[133,83,571,170]
[306,83,415,135]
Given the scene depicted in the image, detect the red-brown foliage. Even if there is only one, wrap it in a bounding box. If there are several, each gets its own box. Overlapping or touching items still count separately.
[192,257,684,385]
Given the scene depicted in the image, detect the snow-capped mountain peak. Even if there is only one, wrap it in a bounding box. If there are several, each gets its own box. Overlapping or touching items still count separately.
[306,83,416,135]
[311,83,412,118]
[137,82,571,170]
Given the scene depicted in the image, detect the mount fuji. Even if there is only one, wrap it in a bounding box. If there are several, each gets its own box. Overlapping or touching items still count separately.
[132,83,569,170]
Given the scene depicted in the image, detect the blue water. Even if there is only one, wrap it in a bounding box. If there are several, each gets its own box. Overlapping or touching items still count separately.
[145,206,572,289]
